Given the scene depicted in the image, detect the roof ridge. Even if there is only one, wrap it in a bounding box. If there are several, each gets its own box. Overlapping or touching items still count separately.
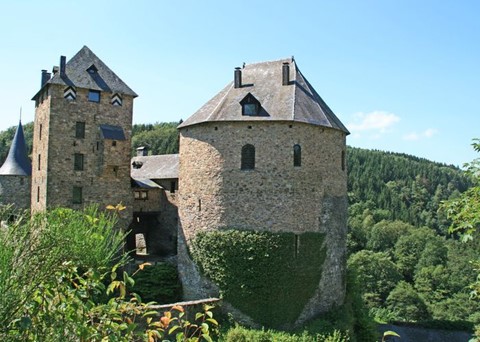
[243,57,293,68]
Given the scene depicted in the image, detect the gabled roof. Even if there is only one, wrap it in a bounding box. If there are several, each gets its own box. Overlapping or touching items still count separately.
[33,46,137,99]
[131,154,179,180]
[0,121,32,176]
[178,58,349,134]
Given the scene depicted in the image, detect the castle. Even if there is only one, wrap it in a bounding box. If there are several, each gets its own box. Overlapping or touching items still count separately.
[0,46,349,328]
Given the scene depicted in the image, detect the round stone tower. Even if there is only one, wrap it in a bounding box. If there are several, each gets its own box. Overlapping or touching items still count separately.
[0,120,32,210]
[177,59,349,328]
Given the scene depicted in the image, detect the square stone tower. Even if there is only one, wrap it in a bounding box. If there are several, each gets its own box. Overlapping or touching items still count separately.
[31,46,137,226]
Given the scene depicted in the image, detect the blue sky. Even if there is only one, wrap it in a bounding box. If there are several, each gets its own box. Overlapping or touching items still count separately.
[1,0,479,166]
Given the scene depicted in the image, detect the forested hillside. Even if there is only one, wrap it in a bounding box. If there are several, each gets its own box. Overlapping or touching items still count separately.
[1,122,478,328]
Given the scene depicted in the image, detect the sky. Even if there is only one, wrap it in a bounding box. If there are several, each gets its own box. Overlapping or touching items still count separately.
[0,0,479,167]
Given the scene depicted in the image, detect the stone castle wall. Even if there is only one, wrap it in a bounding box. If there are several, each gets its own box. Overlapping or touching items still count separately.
[0,175,31,210]
[31,84,134,227]
[177,121,348,323]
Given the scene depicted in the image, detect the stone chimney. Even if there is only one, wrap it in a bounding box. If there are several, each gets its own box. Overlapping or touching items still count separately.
[234,67,242,88]
[60,56,66,76]
[282,62,290,86]
[41,70,51,87]
[136,146,148,156]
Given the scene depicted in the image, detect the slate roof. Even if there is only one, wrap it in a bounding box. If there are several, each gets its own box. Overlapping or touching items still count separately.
[178,58,349,134]
[100,124,126,140]
[131,154,179,180]
[33,46,137,100]
[0,121,32,176]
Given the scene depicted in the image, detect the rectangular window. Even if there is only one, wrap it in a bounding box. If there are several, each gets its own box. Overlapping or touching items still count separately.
[88,90,100,103]
[73,186,83,204]
[75,122,85,139]
[134,190,148,200]
[74,153,84,171]
[37,186,40,203]
[39,124,42,140]
[38,154,41,171]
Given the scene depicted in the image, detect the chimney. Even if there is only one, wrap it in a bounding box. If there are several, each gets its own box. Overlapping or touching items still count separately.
[41,70,51,87]
[136,146,148,156]
[234,67,242,88]
[52,66,59,75]
[60,56,66,76]
[282,62,290,86]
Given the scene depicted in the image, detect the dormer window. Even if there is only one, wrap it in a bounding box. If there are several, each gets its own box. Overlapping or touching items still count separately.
[87,64,98,74]
[88,90,100,102]
[240,93,261,116]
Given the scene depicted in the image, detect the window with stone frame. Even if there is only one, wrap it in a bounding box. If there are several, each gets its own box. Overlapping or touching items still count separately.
[294,144,302,167]
[241,144,255,170]
[88,90,100,103]
[74,153,84,171]
[72,186,83,204]
[75,122,85,139]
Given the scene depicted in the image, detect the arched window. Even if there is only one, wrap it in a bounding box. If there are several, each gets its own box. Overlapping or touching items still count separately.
[241,144,255,170]
[293,144,301,167]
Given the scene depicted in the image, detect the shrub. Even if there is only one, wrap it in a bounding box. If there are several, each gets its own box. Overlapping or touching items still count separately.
[131,262,182,303]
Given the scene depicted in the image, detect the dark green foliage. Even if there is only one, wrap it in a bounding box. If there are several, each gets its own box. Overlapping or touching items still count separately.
[131,263,182,303]
[347,250,402,307]
[191,230,326,328]
[386,281,430,321]
[347,146,471,234]
[131,122,179,155]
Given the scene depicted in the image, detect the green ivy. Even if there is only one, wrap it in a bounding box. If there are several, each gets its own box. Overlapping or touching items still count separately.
[131,263,182,304]
[191,230,326,328]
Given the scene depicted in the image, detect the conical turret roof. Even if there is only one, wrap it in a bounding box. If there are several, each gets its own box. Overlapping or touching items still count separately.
[0,121,32,176]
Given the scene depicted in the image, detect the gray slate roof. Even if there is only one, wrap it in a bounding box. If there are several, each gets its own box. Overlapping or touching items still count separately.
[178,58,349,134]
[0,121,32,176]
[100,124,126,140]
[131,154,179,180]
[33,46,137,99]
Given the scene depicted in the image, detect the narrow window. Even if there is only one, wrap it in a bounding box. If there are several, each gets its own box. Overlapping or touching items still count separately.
[39,124,42,140]
[37,186,40,203]
[73,186,83,204]
[88,90,100,103]
[37,154,41,171]
[293,144,301,167]
[74,153,84,171]
[112,140,117,147]
[75,122,85,139]
[241,144,255,170]
[170,181,176,193]
[341,151,346,171]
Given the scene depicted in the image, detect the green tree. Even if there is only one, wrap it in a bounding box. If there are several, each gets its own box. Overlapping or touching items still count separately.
[386,281,430,322]
[366,220,413,255]
[347,250,402,308]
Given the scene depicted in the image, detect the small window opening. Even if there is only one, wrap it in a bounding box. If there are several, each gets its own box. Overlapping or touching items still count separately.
[74,153,84,171]
[170,181,176,193]
[341,151,346,171]
[198,198,201,212]
[294,144,301,167]
[112,140,117,147]
[72,186,83,204]
[75,122,85,139]
[88,90,100,103]
[37,154,41,171]
[37,186,40,203]
[39,124,43,140]
[241,144,255,170]
[134,190,148,200]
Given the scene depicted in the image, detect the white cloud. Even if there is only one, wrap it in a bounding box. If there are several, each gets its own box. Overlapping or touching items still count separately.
[347,111,400,137]
[403,128,438,141]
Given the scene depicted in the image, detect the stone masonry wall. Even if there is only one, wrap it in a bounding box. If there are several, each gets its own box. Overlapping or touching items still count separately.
[32,84,134,228]
[0,175,31,210]
[178,121,347,324]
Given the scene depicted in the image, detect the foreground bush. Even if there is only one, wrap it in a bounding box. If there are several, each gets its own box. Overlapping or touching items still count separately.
[0,206,218,341]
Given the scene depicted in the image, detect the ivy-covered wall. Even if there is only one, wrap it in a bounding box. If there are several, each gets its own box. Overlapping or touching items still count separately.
[191,229,326,328]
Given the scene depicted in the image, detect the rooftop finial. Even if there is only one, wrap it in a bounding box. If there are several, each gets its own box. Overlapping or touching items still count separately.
[19,107,22,122]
